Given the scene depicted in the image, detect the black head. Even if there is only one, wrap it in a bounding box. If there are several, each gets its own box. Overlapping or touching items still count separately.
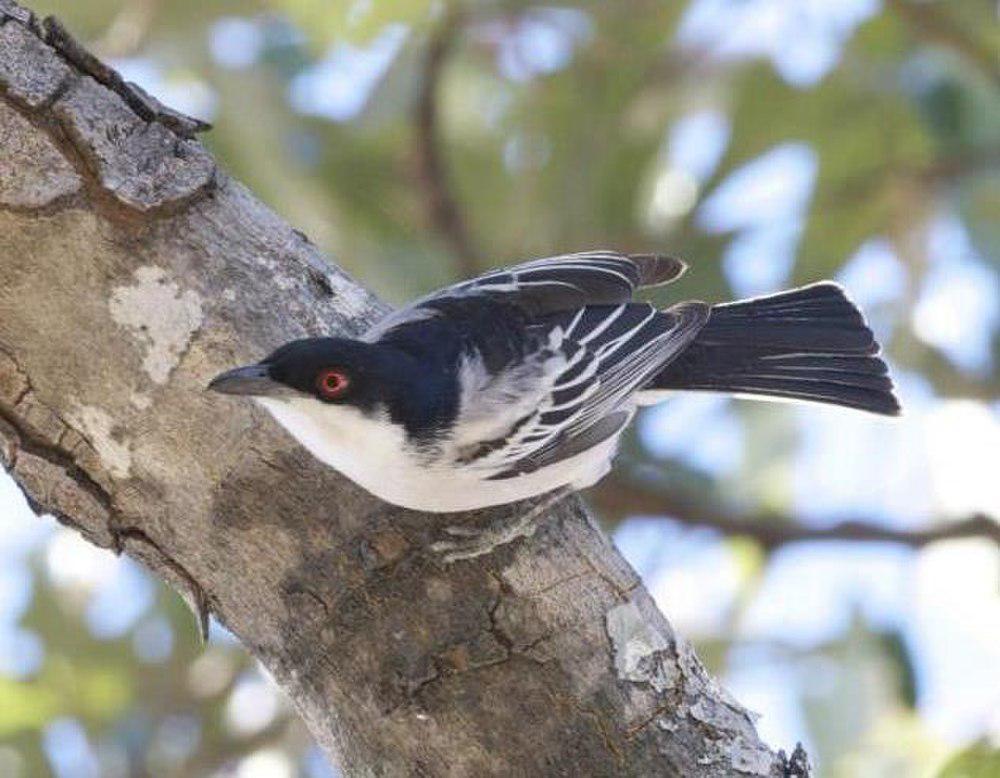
[209,336,460,440]
[208,337,391,410]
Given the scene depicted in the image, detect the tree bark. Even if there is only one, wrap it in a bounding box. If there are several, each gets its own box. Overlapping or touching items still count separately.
[0,4,803,775]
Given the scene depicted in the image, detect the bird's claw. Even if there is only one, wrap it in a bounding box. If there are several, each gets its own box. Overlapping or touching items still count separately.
[430,490,570,564]
[440,525,484,538]
[430,526,502,563]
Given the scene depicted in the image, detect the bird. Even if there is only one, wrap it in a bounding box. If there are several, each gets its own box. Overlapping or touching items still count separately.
[209,251,899,559]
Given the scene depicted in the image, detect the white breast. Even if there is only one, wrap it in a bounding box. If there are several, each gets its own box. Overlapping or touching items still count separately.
[255,396,625,513]
[256,397,414,498]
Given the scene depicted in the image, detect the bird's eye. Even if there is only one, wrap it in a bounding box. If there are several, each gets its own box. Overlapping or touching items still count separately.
[316,368,350,400]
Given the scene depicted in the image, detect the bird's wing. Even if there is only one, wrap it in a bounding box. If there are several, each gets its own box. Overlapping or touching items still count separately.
[459,301,709,479]
[364,251,686,341]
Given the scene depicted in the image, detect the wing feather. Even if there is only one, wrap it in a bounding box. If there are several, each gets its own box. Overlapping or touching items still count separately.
[473,301,709,478]
[365,251,687,340]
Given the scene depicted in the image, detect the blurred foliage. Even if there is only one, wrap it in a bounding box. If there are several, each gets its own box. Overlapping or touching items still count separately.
[0,531,315,776]
[937,742,1000,778]
[4,0,999,776]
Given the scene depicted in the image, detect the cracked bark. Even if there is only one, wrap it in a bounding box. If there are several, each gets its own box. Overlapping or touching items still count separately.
[0,3,805,775]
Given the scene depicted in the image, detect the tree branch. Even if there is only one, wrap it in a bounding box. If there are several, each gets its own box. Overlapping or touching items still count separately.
[413,9,482,277]
[91,0,159,59]
[915,145,1000,182]
[591,475,1000,552]
[0,3,795,774]
[886,0,1000,87]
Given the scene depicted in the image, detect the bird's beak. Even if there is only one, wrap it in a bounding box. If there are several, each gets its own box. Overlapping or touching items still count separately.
[207,364,282,396]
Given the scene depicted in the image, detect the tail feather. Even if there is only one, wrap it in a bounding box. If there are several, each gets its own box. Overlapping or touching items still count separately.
[649,283,901,415]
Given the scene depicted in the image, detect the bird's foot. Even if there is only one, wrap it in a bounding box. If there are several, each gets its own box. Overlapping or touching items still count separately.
[430,521,531,563]
[430,489,569,564]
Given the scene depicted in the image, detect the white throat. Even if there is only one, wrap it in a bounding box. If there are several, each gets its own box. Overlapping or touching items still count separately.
[256,396,406,485]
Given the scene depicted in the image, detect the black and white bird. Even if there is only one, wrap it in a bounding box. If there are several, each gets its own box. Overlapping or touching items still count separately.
[210,251,899,526]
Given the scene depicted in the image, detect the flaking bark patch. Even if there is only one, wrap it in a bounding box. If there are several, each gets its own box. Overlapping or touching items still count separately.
[0,20,72,108]
[108,265,204,384]
[52,78,215,212]
[0,102,80,208]
[606,599,679,693]
[66,405,132,479]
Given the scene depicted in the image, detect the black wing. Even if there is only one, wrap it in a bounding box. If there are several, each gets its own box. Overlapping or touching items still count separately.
[465,301,709,479]
[365,251,686,340]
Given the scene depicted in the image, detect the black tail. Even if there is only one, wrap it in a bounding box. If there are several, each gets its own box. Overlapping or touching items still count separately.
[650,283,900,415]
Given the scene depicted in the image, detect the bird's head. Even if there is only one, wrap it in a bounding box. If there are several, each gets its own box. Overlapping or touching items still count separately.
[209,336,457,452]
[208,337,388,411]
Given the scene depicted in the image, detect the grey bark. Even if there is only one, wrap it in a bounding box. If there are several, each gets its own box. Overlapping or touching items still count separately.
[0,3,807,775]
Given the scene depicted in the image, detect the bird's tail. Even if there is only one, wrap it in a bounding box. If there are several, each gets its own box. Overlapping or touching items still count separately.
[648,282,900,415]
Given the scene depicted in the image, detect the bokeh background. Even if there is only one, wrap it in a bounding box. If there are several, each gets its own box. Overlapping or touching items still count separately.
[2,0,998,776]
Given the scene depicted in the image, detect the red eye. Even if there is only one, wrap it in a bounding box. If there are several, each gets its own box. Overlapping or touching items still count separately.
[316,368,350,399]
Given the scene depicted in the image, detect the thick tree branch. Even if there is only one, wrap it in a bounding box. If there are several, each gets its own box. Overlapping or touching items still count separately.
[0,3,797,775]
[413,10,482,277]
[592,475,1000,552]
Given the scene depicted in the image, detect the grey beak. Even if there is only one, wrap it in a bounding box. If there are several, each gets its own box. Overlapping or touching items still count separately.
[208,364,281,396]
